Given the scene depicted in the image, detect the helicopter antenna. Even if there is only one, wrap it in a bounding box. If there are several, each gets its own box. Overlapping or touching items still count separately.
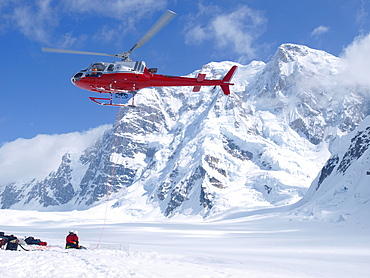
[41,10,176,61]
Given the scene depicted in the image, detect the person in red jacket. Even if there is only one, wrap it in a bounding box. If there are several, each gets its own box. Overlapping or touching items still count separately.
[65,230,79,249]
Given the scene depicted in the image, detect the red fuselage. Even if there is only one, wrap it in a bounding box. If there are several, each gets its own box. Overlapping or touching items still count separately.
[72,61,237,96]
[74,71,229,93]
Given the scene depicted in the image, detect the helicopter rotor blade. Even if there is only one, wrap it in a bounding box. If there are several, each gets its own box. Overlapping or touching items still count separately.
[42,10,176,61]
[128,10,176,53]
[41,47,119,58]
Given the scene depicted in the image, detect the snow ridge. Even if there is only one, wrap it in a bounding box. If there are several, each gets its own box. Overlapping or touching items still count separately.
[293,116,370,224]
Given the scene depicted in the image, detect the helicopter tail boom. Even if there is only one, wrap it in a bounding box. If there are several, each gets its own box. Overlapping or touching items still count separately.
[191,66,238,95]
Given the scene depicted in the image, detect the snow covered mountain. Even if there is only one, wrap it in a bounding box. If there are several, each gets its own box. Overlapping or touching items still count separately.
[1,43,369,218]
[291,115,370,224]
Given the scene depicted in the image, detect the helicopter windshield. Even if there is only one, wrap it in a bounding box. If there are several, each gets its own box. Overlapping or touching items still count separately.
[88,62,107,72]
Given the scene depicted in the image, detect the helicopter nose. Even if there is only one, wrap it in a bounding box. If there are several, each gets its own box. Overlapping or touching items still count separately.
[71,72,83,84]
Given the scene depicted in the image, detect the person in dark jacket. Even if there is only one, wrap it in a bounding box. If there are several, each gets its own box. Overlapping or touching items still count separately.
[65,230,79,249]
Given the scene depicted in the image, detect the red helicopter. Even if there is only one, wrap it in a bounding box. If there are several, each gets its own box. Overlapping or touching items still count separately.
[42,10,237,107]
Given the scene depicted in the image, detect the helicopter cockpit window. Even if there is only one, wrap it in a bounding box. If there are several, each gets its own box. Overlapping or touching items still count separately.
[107,64,114,72]
[89,63,106,72]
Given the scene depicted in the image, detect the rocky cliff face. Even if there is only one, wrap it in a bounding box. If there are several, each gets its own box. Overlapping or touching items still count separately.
[1,44,369,218]
[292,116,370,224]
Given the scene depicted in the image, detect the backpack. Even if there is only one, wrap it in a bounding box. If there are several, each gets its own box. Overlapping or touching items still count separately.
[25,236,37,244]
[6,235,18,251]
[25,236,47,246]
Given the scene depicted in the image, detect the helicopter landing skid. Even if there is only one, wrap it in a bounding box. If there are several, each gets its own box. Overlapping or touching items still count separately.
[89,96,136,107]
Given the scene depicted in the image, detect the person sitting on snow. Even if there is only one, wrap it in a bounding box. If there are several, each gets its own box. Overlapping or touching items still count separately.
[65,230,80,249]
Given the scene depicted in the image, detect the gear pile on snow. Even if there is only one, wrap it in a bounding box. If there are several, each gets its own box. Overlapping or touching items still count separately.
[0,231,48,251]
[24,236,47,246]
[0,232,19,251]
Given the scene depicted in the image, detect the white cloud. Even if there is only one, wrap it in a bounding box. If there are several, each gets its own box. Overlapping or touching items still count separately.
[185,24,207,45]
[356,0,368,28]
[10,0,57,44]
[184,5,267,62]
[62,0,166,19]
[0,125,111,185]
[311,25,330,37]
[341,33,370,87]
[1,0,166,46]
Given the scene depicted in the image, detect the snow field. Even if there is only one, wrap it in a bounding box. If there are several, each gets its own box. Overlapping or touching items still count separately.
[1,209,369,277]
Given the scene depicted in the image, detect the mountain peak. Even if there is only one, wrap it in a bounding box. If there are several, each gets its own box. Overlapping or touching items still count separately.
[275,43,310,62]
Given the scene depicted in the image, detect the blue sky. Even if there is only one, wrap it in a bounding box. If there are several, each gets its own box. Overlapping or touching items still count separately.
[1,0,370,144]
